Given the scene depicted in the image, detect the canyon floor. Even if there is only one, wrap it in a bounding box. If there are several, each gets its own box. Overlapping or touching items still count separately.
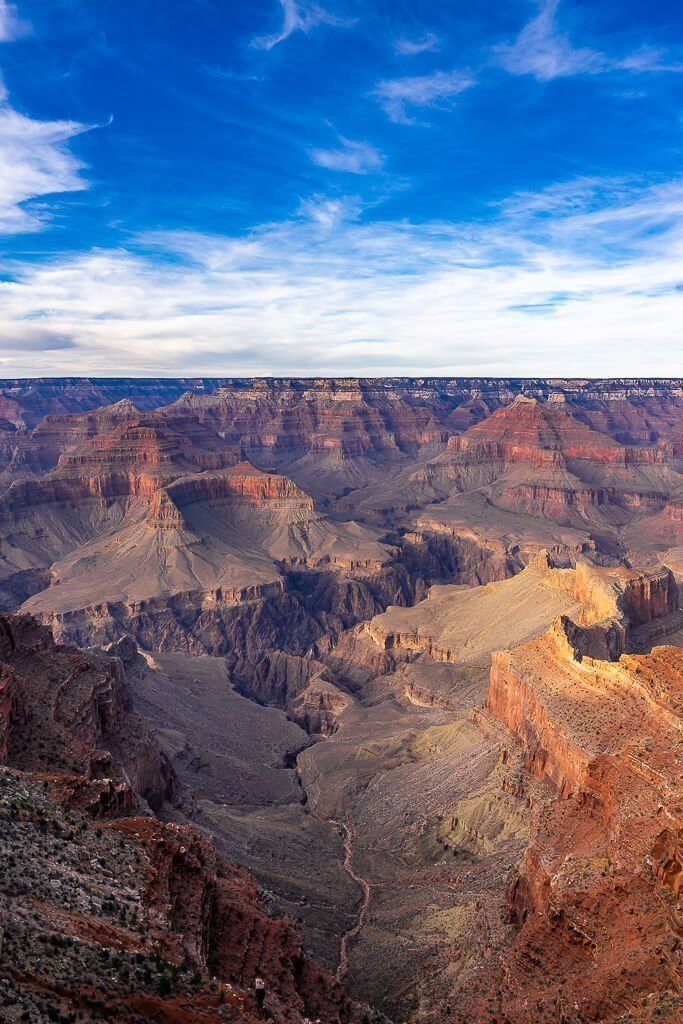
[0,377,682,1024]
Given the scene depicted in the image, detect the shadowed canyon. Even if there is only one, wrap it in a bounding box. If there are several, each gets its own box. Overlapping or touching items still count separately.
[1,377,682,1024]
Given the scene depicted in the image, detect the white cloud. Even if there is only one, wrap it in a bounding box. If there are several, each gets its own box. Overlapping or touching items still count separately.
[0,105,90,233]
[0,5,89,234]
[251,0,353,51]
[0,1,29,42]
[297,194,361,229]
[495,0,602,81]
[395,32,440,56]
[1,176,682,377]
[310,136,383,174]
[495,0,683,81]
[373,69,474,124]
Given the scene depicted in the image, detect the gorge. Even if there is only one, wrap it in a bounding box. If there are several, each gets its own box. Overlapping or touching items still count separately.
[0,377,681,1024]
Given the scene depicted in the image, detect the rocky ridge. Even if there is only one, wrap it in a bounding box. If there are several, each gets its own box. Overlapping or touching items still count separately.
[473,579,683,1023]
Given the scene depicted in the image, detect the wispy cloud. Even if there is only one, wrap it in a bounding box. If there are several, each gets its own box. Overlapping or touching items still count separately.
[0,1,29,42]
[310,136,383,174]
[251,0,353,51]
[0,106,90,233]
[0,12,90,234]
[395,32,440,56]
[373,69,474,124]
[495,0,683,81]
[495,0,602,80]
[297,194,361,228]
[1,175,682,377]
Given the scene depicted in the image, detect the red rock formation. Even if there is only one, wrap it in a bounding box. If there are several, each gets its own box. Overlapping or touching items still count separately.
[479,581,683,1024]
[0,423,236,522]
[0,663,23,761]
[408,396,680,537]
[136,824,366,1020]
[0,380,678,509]
[150,461,315,524]
[449,395,673,466]
[619,565,680,625]
[50,772,135,818]
[170,379,449,465]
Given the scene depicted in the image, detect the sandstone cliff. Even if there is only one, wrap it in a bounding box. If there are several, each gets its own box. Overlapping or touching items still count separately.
[478,571,683,1023]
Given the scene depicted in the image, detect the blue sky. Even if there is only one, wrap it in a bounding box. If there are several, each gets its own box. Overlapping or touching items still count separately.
[0,0,682,376]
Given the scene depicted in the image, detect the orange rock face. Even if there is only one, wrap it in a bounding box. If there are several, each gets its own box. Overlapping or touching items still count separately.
[480,583,683,1024]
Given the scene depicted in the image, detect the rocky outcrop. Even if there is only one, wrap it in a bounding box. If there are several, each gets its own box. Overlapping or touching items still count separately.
[359,555,671,670]
[148,463,316,530]
[0,613,174,811]
[171,379,449,465]
[487,564,679,792]
[239,650,354,735]
[0,617,382,1024]
[1,764,383,1023]
[448,395,674,467]
[0,664,23,761]
[209,860,367,1023]
[392,396,682,557]
[618,565,680,625]
[392,528,525,586]
[479,574,683,1023]
[651,826,683,896]
[0,413,238,516]
[163,462,314,508]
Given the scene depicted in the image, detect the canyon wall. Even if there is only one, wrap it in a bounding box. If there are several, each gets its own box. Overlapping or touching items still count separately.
[479,570,683,1024]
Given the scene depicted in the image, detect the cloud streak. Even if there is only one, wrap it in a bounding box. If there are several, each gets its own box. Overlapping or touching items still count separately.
[373,69,474,124]
[495,0,683,81]
[0,1,28,42]
[0,4,89,233]
[1,175,682,377]
[310,136,383,174]
[395,32,440,56]
[251,0,353,51]
[0,105,90,233]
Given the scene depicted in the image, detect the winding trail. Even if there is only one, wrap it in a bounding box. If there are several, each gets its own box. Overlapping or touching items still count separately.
[333,820,372,982]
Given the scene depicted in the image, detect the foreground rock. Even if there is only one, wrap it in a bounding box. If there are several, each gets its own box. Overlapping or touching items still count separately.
[0,613,384,1024]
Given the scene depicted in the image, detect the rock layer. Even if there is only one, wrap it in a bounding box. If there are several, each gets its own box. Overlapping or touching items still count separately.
[478,580,683,1023]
